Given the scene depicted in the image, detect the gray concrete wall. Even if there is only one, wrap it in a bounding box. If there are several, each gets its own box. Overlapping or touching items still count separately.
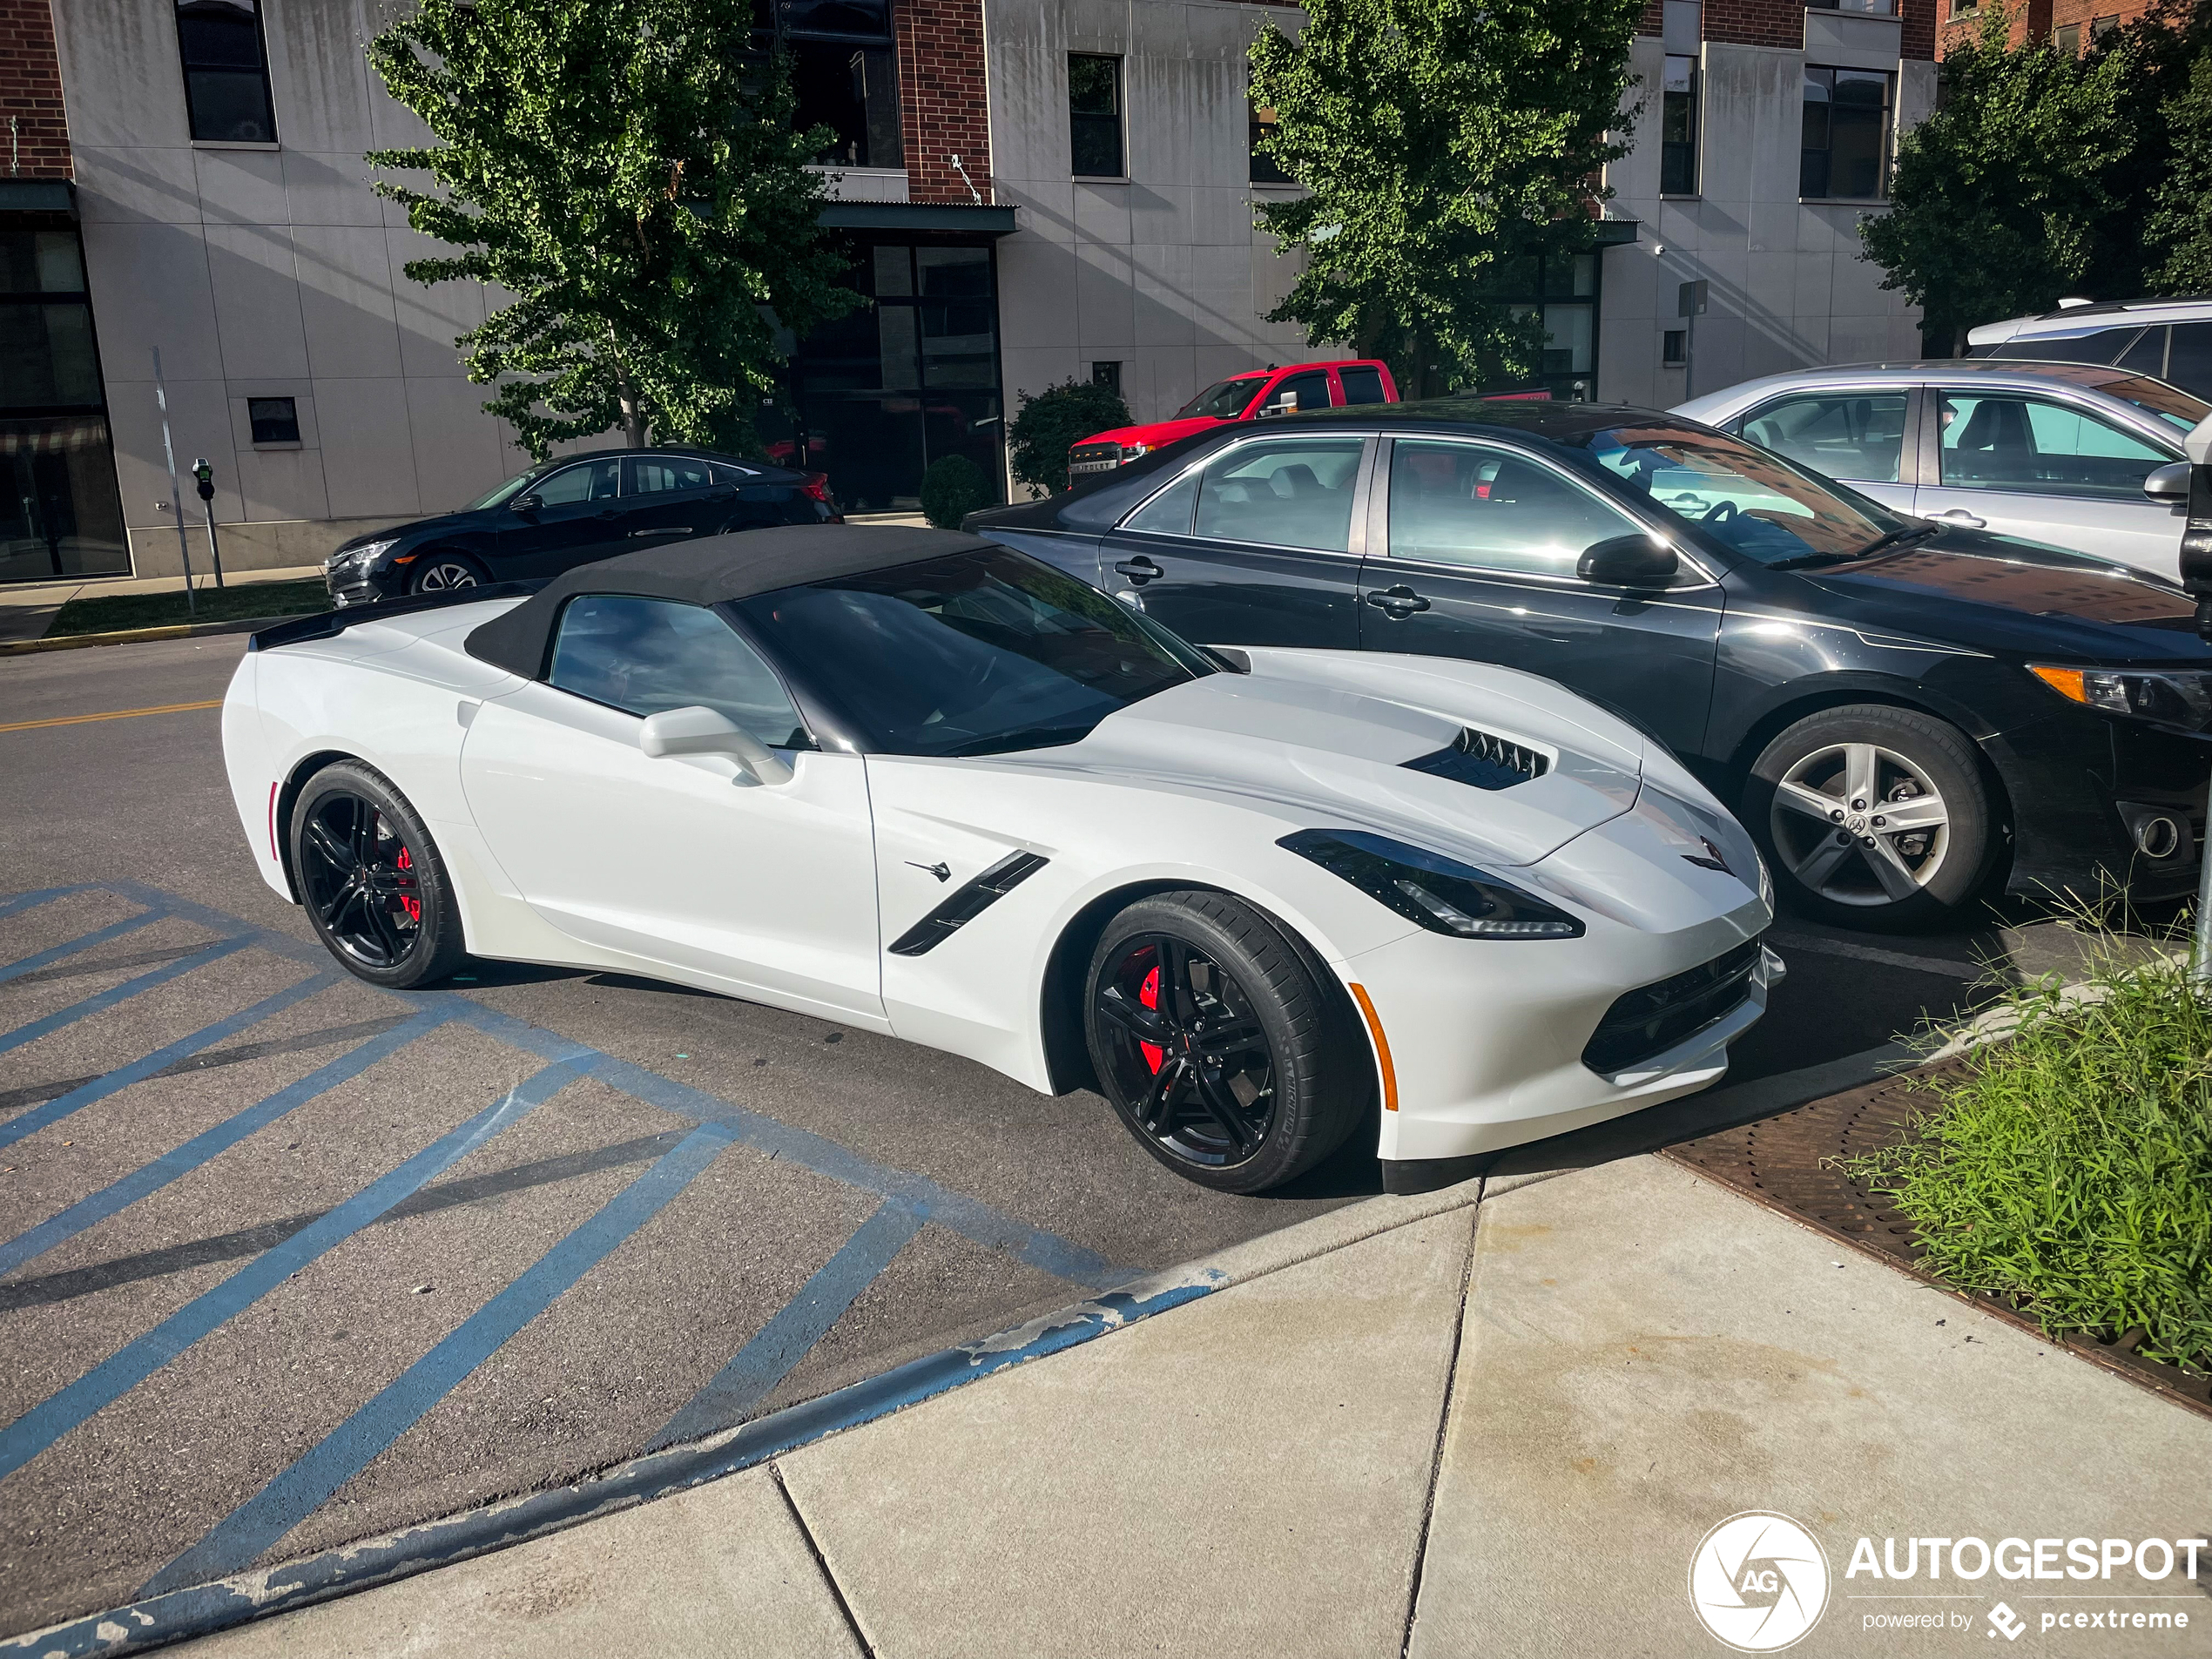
[986,0,1319,436]
[51,0,533,577]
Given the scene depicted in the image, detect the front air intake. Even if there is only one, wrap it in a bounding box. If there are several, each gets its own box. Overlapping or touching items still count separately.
[1403,727,1550,792]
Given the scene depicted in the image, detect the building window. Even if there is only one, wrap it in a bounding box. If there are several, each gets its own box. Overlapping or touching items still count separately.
[1090,361,1122,395]
[1477,250,1602,400]
[1250,96,1290,185]
[1069,55,1123,179]
[1801,66,1892,200]
[759,0,903,170]
[174,1,278,144]
[1662,329,1688,366]
[2089,13,2120,39]
[1806,0,1897,12]
[1660,56,1697,195]
[2054,23,2081,52]
[249,396,300,444]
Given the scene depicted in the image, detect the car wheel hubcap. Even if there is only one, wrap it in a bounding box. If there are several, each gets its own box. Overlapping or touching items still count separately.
[1770,741,1951,907]
[300,793,423,967]
[419,563,477,590]
[1095,934,1277,1168]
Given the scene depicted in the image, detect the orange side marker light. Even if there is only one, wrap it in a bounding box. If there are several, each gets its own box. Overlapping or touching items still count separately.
[1348,982,1399,1112]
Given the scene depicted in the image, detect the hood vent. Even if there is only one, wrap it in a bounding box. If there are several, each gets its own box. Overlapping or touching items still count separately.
[1403,726,1550,792]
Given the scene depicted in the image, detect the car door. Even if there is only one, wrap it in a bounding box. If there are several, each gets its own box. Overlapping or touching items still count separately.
[1254,368,1335,419]
[620,454,742,550]
[458,592,884,1023]
[1096,431,1372,648]
[1913,388,2184,576]
[1732,388,1918,514]
[1353,435,1722,757]
[494,457,629,577]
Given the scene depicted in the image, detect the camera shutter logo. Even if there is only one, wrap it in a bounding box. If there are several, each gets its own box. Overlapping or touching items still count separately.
[1688,1511,1831,1651]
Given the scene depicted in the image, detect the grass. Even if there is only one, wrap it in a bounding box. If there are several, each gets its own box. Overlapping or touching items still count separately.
[47,578,333,638]
[1844,936,2212,1372]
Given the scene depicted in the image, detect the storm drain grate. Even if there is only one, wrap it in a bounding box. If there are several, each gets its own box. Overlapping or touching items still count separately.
[1661,1062,2212,1420]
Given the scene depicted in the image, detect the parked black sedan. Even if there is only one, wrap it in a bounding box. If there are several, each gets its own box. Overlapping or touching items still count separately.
[323,447,838,605]
[968,399,2212,930]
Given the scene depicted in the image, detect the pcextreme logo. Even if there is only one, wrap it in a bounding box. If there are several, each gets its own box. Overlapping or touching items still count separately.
[1689,1511,1831,1652]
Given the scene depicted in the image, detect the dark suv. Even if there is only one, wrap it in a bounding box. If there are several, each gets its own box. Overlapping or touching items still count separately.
[323,447,838,606]
[968,398,2212,932]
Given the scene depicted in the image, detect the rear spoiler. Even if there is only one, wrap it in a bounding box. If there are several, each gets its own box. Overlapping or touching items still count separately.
[247,580,545,653]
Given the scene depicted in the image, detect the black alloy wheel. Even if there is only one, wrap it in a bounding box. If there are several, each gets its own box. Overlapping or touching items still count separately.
[1095,933,1278,1169]
[409,554,483,595]
[291,760,467,988]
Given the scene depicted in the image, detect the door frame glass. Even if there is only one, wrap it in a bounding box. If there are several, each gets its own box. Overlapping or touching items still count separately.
[1113,432,1380,559]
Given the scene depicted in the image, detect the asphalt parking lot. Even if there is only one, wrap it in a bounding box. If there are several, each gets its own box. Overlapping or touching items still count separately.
[0,634,2013,1639]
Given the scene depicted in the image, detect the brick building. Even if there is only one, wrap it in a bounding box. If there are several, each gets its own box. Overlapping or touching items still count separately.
[6,0,1939,583]
[1937,0,2151,57]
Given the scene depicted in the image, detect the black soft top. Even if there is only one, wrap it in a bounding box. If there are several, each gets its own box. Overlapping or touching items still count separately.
[463,523,988,678]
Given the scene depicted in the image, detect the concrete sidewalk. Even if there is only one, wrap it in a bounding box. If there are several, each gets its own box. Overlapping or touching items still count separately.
[173,1153,2212,1659]
[0,566,322,644]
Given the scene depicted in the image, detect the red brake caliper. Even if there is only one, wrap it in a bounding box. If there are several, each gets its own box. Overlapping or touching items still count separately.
[395,846,421,923]
[1138,964,1163,1074]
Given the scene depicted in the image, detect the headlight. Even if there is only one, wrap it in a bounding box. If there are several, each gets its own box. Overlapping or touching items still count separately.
[1120,442,1153,462]
[328,536,398,573]
[1279,829,1587,940]
[2028,664,2212,732]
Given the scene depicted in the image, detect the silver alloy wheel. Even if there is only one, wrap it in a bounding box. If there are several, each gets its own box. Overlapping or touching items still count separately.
[1769,740,1952,907]
[415,560,479,591]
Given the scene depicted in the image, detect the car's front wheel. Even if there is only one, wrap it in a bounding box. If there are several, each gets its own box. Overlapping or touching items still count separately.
[290,760,468,988]
[408,553,486,595]
[1083,891,1369,1193]
[1745,704,1993,931]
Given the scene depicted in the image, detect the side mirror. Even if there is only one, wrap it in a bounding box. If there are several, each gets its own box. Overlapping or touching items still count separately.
[510,494,543,513]
[638,705,794,786]
[2145,461,2192,504]
[1577,534,1680,588]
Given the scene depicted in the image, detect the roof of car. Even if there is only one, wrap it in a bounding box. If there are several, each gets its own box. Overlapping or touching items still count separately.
[1674,360,2206,424]
[463,524,985,678]
[1968,295,2212,341]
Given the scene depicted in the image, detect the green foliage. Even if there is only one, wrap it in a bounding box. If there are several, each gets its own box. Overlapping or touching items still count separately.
[2101,0,2212,298]
[1844,942,2212,1372]
[919,454,993,528]
[1008,380,1132,494]
[1248,0,1639,396]
[2147,47,2212,291]
[366,0,862,461]
[48,579,331,638]
[1860,4,2137,352]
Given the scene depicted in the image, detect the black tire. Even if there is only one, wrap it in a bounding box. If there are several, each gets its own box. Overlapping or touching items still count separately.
[1744,705,1993,932]
[1082,890,1369,1193]
[290,759,469,988]
[408,552,487,596]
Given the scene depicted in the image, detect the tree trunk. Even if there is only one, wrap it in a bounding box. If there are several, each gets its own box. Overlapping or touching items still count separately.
[610,334,647,447]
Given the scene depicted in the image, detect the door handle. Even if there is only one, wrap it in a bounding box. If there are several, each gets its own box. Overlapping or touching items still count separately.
[1366,584,1432,618]
[1112,555,1163,584]
[1926,509,1985,529]
[595,508,622,519]
[631,526,688,536]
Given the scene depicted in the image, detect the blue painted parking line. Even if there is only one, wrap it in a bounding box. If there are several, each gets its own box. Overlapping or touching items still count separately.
[0,936,249,1060]
[656,1193,927,1450]
[0,886,96,921]
[0,971,333,1156]
[146,1123,739,1594]
[0,910,165,987]
[0,1055,583,1486]
[0,1001,431,1278]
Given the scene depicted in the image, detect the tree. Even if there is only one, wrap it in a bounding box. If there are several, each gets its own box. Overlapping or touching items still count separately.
[367,0,861,459]
[920,454,992,528]
[1861,5,2138,351]
[2111,0,2212,293]
[1247,0,1640,397]
[2147,48,2212,291]
[1008,380,1132,494]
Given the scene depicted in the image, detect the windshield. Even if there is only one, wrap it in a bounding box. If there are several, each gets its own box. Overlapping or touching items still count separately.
[463,469,539,510]
[1177,376,1267,421]
[734,548,1213,757]
[1571,421,1894,564]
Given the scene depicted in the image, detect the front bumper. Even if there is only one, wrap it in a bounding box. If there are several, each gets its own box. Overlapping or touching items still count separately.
[325,563,395,609]
[1984,710,2211,902]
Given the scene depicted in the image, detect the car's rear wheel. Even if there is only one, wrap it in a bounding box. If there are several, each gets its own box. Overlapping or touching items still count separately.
[291,760,468,988]
[408,553,485,595]
[1745,705,1993,931]
[1083,891,1368,1193]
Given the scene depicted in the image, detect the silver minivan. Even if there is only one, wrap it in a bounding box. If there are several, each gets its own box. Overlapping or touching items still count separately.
[1675,361,2204,578]
[1966,296,2212,403]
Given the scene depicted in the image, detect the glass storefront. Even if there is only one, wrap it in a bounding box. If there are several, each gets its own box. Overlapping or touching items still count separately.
[1483,249,1603,401]
[772,235,1005,513]
[1,220,128,583]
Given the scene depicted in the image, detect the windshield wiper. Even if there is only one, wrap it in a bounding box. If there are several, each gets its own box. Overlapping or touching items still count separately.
[942,724,1099,757]
[1766,523,1940,571]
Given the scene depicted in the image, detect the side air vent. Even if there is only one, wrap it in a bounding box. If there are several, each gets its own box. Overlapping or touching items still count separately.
[888,851,1050,956]
[1403,727,1550,791]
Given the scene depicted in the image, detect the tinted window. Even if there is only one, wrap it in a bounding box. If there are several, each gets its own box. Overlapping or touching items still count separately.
[549,596,806,746]
[1262,371,1332,415]
[1938,394,2169,497]
[175,0,276,143]
[1194,436,1365,551]
[2168,323,2212,398]
[626,455,718,495]
[1339,365,1387,406]
[1740,392,1908,482]
[1387,441,1642,575]
[1069,55,1123,177]
[1123,469,1199,536]
[2116,326,2168,378]
[733,549,1210,757]
[2002,327,2143,366]
[533,459,621,505]
[1177,377,1266,420]
[248,396,300,444]
[1577,421,1891,563]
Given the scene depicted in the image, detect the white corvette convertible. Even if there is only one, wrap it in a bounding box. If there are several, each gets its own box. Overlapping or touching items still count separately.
[221,526,1778,1193]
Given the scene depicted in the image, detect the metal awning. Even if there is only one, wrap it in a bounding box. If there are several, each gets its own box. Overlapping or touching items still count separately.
[819,202,1018,235]
[1590,218,1639,246]
[0,180,76,218]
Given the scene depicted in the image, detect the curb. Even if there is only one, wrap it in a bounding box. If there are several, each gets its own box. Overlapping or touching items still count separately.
[0,614,309,656]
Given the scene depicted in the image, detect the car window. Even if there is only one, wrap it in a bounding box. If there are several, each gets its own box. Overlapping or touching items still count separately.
[1123,468,1199,536]
[1339,365,1388,406]
[2115,327,2168,377]
[1576,421,1890,563]
[1387,441,1644,576]
[1741,393,1909,483]
[1260,371,1332,415]
[532,459,621,506]
[2001,327,2143,366]
[1177,376,1265,420]
[2169,323,2212,398]
[712,461,761,483]
[1937,394,2168,497]
[548,595,807,746]
[625,455,718,496]
[1193,436,1366,552]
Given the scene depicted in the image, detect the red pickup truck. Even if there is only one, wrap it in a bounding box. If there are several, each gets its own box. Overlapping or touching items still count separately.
[1067,358,1399,482]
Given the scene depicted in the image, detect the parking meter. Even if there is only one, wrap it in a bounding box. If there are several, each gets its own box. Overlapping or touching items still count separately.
[192,459,214,503]
[190,457,226,590]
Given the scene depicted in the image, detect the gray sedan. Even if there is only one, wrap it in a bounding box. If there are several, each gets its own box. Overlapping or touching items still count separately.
[1675,361,2203,578]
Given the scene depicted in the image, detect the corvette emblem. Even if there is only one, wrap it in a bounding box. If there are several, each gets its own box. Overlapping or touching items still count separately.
[1681,837,1735,877]
[907,860,953,882]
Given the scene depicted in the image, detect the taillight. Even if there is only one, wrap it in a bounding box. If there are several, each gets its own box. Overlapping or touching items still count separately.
[799,472,832,503]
